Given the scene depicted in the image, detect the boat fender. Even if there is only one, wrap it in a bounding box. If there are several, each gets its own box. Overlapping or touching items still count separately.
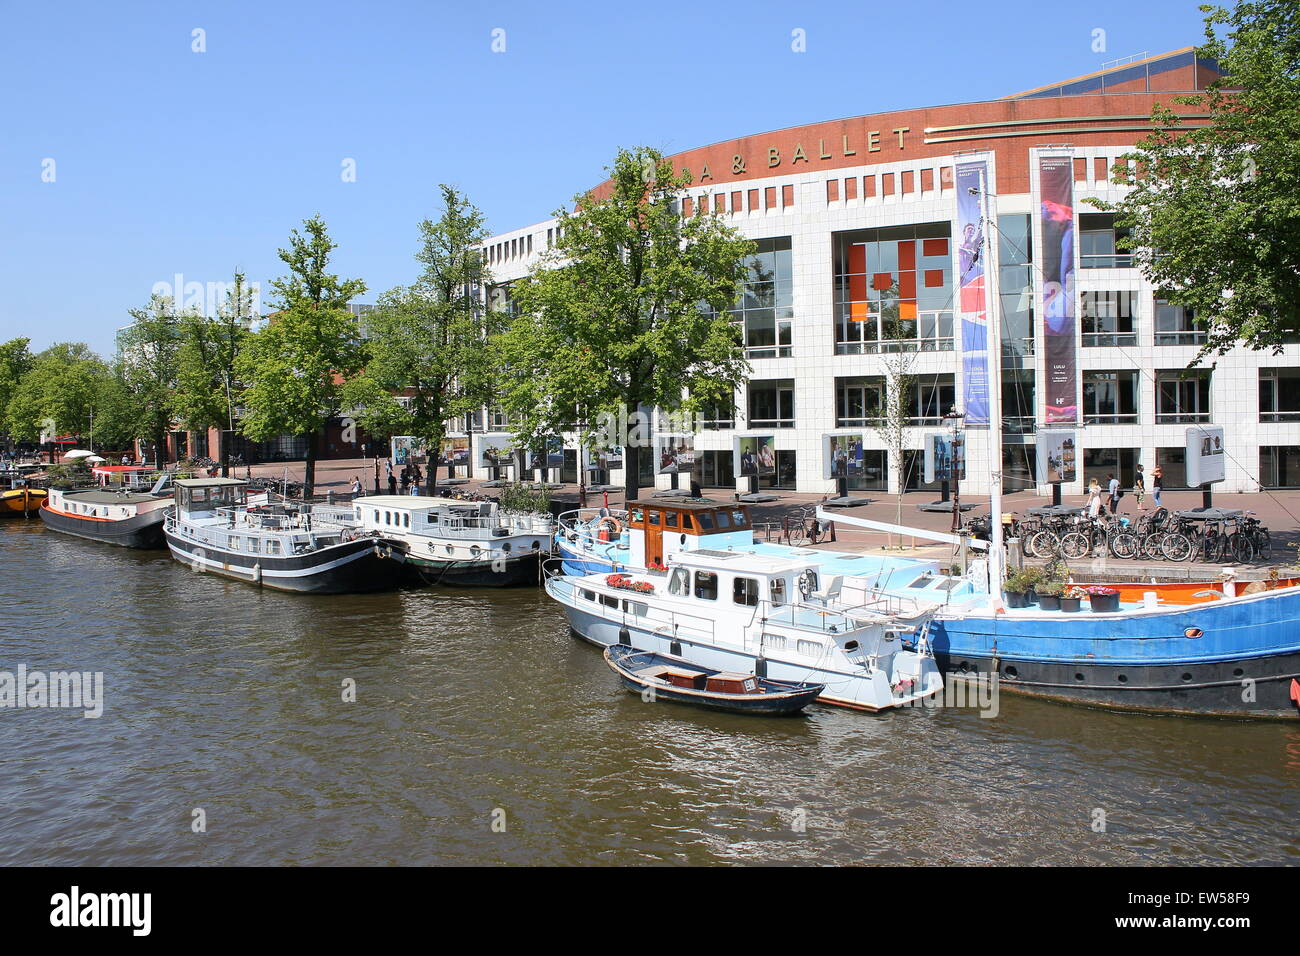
[252,563,261,585]
[618,627,630,644]
[670,640,682,656]
[596,516,622,543]
[755,656,768,678]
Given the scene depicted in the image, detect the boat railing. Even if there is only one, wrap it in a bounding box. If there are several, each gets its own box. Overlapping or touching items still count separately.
[556,508,629,555]
[544,567,719,645]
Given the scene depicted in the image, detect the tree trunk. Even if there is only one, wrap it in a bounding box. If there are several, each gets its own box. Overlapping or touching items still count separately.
[623,441,640,506]
[304,429,318,499]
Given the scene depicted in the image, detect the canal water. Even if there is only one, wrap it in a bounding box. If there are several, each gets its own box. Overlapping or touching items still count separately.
[1,519,1296,866]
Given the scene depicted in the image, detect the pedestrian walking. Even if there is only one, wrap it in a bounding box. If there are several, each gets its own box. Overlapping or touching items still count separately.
[350,476,362,496]
[1152,466,1164,508]
[1133,465,1146,510]
[1107,473,1120,514]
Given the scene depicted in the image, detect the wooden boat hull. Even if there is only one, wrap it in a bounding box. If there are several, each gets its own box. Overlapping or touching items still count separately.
[38,500,166,548]
[0,488,46,517]
[604,644,823,716]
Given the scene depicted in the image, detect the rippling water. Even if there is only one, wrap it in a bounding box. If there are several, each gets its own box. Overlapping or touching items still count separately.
[0,519,1296,865]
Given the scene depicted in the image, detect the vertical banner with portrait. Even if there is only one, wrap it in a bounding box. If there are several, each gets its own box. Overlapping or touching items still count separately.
[825,434,864,479]
[1037,152,1080,424]
[735,436,775,477]
[1185,426,1225,486]
[656,436,695,475]
[955,158,991,426]
[1036,429,1077,484]
[923,432,965,484]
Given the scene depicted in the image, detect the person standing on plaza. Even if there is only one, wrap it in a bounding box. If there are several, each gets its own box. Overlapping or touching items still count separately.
[1133,464,1146,510]
[1152,466,1164,508]
[1107,473,1120,514]
[350,476,362,497]
[387,463,398,496]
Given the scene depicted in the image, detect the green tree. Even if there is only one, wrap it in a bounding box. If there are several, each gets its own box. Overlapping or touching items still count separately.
[118,294,183,467]
[238,215,366,497]
[1096,0,1300,354]
[175,273,256,475]
[5,343,112,449]
[343,186,499,491]
[498,146,754,502]
[0,337,33,447]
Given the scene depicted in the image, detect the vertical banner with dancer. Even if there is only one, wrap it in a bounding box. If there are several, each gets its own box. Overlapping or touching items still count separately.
[1037,153,1079,425]
[955,159,990,426]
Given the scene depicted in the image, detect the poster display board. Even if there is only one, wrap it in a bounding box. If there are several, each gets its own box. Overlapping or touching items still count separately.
[1185,426,1226,486]
[826,434,865,480]
[1036,429,1077,484]
[923,432,966,484]
[656,436,695,475]
[735,436,775,478]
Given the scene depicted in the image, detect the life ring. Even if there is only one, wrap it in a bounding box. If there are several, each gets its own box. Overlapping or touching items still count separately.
[596,516,622,543]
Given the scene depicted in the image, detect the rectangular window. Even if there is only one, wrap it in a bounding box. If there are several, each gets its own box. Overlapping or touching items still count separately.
[1080,290,1138,346]
[834,223,953,355]
[748,379,795,428]
[1083,371,1139,424]
[728,237,794,359]
[906,376,956,426]
[1079,213,1132,268]
[1156,370,1211,423]
[836,376,886,427]
[1260,446,1300,487]
[694,571,718,600]
[698,398,735,430]
[733,577,759,606]
[266,539,281,556]
[1154,299,1204,346]
[1259,369,1300,422]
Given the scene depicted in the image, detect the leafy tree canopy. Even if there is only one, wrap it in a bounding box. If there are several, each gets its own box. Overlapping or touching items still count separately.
[1098,0,1300,356]
[497,146,754,500]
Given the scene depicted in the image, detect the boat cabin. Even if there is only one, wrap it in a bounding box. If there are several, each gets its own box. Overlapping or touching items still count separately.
[176,477,248,516]
[661,549,823,612]
[624,499,754,567]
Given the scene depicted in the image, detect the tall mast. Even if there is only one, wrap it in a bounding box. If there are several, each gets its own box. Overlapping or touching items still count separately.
[978,166,1006,596]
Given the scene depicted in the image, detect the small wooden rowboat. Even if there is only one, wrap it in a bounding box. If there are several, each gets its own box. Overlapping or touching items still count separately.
[603,643,825,716]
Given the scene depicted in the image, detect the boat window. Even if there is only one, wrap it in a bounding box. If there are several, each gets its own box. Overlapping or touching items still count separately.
[266,540,281,556]
[694,571,718,601]
[733,576,759,606]
[600,594,619,609]
[581,588,596,601]
[697,511,714,531]
[769,578,787,606]
[731,510,748,527]
[907,575,932,589]
[648,511,661,526]
[248,538,260,553]
[668,568,689,596]
[621,600,647,617]
[630,508,644,524]
[229,536,239,549]
[763,633,787,651]
[665,512,678,528]
[403,513,410,528]
[716,510,731,528]
[385,511,392,526]
[373,510,380,523]
[797,639,822,657]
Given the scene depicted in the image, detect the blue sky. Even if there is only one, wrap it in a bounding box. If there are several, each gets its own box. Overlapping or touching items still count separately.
[1,0,1208,355]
